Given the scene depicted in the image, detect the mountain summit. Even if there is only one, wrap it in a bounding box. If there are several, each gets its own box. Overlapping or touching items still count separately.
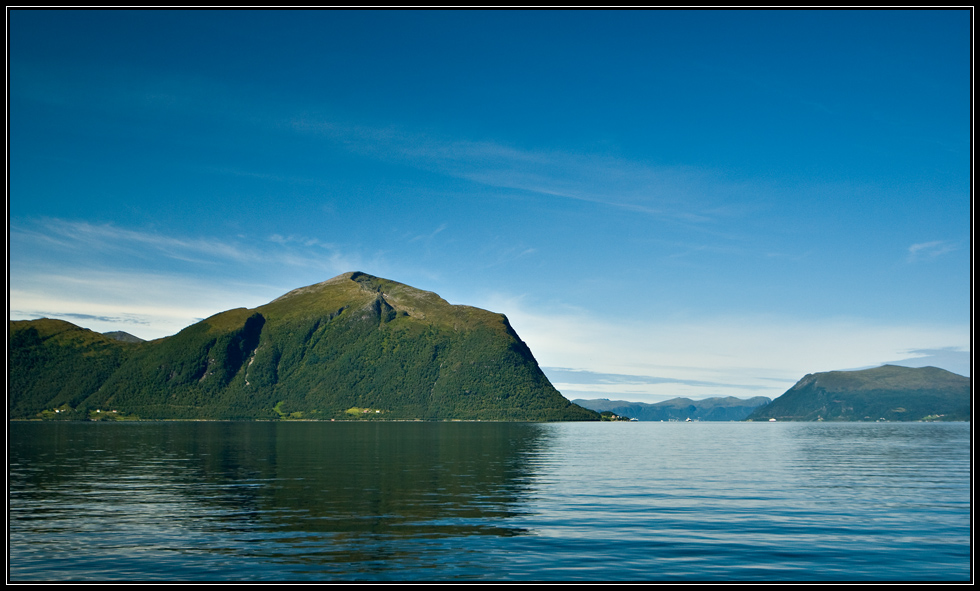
[9,273,599,422]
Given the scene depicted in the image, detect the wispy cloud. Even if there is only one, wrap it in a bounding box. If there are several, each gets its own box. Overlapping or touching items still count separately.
[907,240,957,262]
[8,219,392,338]
[409,223,448,243]
[480,244,538,270]
[477,292,971,402]
[11,218,376,275]
[12,311,155,327]
[543,367,720,387]
[18,61,775,244]
[542,367,763,391]
[12,219,255,265]
[286,115,769,231]
[885,347,970,377]
[8,273,254,340]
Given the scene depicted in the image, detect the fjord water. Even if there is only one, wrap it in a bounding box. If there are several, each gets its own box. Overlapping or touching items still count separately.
[8,421,970,581]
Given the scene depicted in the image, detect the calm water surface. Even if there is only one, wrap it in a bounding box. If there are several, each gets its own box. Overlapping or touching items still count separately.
[8,421,971,581]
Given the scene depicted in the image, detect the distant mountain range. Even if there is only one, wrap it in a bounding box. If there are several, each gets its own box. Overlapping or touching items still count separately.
[576,364,970,422]
[746,365,970,422]
[9,272,598,422]
[573,396,772,421]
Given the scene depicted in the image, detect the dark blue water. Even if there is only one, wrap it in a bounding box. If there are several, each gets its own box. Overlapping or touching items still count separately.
[7,421,971,581]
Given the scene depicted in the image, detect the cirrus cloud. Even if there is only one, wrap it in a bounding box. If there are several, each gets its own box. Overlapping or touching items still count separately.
[907,240,957,262]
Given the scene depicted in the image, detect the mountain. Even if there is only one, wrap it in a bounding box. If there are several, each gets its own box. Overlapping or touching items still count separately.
[9,272,599,422]
[103,330,145,343]
[745,365,970,422]
[573,396,772,421]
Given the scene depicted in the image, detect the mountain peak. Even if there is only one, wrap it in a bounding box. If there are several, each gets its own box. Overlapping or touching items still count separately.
[10,274,598,422]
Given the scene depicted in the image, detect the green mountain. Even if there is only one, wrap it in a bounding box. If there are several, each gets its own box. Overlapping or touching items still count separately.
[9,272,599,422]
[746,365,971,422]
[573,396,772,421]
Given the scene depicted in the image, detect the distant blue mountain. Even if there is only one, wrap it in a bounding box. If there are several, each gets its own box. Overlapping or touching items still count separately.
[573,396,771,421]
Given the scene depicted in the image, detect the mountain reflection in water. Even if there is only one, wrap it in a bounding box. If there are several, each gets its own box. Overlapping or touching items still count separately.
[10,422,544,579]
[9,421,971,581]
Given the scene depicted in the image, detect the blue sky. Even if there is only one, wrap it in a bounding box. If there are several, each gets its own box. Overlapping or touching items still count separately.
[8,9,971,402]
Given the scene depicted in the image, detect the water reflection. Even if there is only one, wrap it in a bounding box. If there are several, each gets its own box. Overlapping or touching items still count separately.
[9,422,550,579]
[9,421,970,581]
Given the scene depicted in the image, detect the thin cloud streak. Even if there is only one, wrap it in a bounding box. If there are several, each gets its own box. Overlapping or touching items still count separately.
[409,223,448,243]
[11,218,375,276]
[286,114,767,229]
[13,219,256,264]
[542,367,768,403]
[9,265,299,340]
[541,367,759,390]
[8,220,389,339]
[907,240,957,262]
[480,292,970,402]
[18,62,785,247]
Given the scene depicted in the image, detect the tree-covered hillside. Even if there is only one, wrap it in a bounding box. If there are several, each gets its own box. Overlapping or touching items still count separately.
[9,272,599,422]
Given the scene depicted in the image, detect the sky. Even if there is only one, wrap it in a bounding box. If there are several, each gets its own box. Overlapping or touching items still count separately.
[7,9,972,403]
